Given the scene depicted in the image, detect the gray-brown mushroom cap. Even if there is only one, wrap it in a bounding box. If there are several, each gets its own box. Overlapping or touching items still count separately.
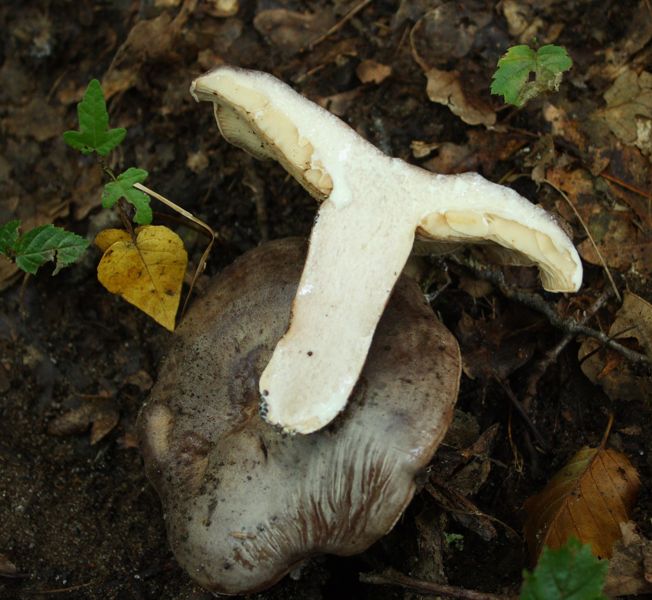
[138,238,461,595]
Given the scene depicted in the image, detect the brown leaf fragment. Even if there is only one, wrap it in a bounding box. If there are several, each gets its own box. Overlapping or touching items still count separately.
[356,59,392,85]
[601,69,652,156]
[48,398,119,445]
[0,553,18,577]
[524,445,640,561]
[456,310,539,381]
[423,68,496,127]
[205,0,239,18]
[579,292,652,403]
[253,9,334,55]
[3,97,63,142]
[604,522,652,597]
[427,481,497,541]
[317,88,363,117]
[410,4,491,65]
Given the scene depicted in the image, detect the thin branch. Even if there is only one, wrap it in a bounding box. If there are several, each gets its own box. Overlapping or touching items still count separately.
[306,0,373,50]
[360,569,510,600]
[522,288,613,412]
[451,256,650,369]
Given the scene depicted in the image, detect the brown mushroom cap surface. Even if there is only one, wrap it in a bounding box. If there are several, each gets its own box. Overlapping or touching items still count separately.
[138,238,461,595]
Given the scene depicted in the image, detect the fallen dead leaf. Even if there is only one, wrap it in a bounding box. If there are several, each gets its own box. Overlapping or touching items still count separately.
[356,59,392,85]
[410,4,491,65]
[422,67,496,127]
[456,309,540,381]
[604,521,652,597]
[546,166,652,277]
[422,130,526,175]
[317,88,362,117]
[601,69,652,157]
[96,226,188,331]
[524,440,640,560]
[0,553,18,577]
[253,8,333,55]
[48,397,119,445]
[205,0,239,18]
[579,292,652,404]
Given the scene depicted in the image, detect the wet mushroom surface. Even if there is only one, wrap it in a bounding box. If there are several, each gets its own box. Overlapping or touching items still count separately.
[138,238,461,595]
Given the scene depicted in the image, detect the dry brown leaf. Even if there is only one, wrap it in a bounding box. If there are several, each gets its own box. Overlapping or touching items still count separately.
[579,292,652,403]
[253,9,333,55]
[604,521,652,597]
[356,60,392,85]
[0,553,18,577]
[317,88,362,117]
[601,69,652,156]
[524,443,640,561]
[96,226,188,331]
[422,68,496,127]
[47,397,119,445]
[205,0,238,17]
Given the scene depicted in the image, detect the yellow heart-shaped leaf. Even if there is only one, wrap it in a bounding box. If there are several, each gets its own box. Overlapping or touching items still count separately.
[96,226,187,331]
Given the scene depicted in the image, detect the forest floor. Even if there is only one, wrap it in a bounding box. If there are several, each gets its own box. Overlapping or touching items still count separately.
[1,1,652,599]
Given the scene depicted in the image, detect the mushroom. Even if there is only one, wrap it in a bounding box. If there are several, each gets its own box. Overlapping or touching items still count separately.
[190,66,583,434]
[139,238,461,595]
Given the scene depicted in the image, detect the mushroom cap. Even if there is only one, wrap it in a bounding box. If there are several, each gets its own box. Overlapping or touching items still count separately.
[191,66,582,434]
[138,238,461,595]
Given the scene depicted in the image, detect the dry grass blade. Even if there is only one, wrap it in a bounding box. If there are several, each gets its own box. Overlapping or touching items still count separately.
[543,178,621,301]
[524,421,640,560]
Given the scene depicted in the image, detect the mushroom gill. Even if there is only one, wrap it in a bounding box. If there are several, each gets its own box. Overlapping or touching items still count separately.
[138,238,461,595]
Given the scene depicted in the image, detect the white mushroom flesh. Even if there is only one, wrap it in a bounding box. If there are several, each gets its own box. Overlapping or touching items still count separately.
[191,66,583,434]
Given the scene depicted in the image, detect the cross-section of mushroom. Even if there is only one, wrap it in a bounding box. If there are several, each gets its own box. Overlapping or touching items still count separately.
[191,66,583,434]
[138,239,461,595]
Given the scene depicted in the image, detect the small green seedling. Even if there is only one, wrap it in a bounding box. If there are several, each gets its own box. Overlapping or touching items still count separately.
[0,220,88,275]
[491,44,573,107]
[63,79,126,156]
[63,79,152,225]
[102,167,152,225]
[520,538,608,600]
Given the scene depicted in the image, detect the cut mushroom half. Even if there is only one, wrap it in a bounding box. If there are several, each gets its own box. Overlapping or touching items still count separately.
[191,66,583,434]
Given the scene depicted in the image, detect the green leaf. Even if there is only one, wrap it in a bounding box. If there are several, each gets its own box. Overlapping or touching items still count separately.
[0,220,20,255]
[537,45,574,77]
[491,44,573,107]
[14,225,89,275]
[520,539,608,600]
[63,79,126,156]
[491,45,537,106]
[102,168,152,225]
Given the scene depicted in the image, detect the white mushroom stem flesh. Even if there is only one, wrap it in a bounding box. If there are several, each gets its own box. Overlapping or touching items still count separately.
[191,66,583,434]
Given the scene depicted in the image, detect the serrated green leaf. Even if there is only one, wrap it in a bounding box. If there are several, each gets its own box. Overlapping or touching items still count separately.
[14,225,89,275]
[537,45,573,76]
[520,539,608,600]
[0,220,21,255]
[102,168,152,225]
[491,44,573,107]
[491,45,537,106]
[63,79,126,156]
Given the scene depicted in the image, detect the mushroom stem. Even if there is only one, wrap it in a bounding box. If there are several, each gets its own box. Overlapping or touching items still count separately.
[192,66,583,434]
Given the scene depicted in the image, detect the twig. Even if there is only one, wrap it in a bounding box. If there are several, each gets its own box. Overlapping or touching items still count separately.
[522,288,613,413]
[451,256,650,369]
[360,569,510,600]
[600,171,652,201]
[498,378,549,452]
[543,178,621,301]
[307,0,373,50]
